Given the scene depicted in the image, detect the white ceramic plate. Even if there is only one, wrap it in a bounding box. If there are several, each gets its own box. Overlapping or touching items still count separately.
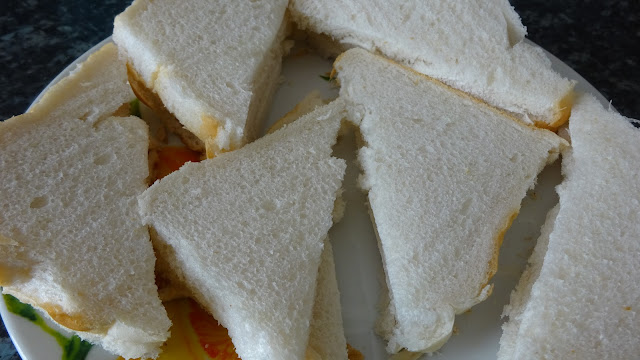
[0,37,609,360]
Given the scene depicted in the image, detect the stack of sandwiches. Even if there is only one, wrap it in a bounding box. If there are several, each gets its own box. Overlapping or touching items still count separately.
[1,0,638,359]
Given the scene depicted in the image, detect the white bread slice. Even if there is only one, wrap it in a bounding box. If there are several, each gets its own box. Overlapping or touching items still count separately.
[498,205,558,359]
[113,0,290,156]
[289,0,575,128]
[0,43,170,359]
[155,238,350,360]
[307,240,349,360]
[498,94,640,360]
[28,43,134,123]
[153,91,330,302]
[138,101,347,360]
[0,115,170,358]
[153,96,350,359]
[334,48,567,354]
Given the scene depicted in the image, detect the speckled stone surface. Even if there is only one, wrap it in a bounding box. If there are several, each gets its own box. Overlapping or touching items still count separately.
[511,0,639,120]
[0,1,639,359]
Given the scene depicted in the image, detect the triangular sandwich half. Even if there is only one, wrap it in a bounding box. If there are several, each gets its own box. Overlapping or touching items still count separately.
[499,94,640,359]
[0,43,171,359]
[334,48,567,355]
[114,0,290,156]
[289,0,575,129]
[138,100,347,360]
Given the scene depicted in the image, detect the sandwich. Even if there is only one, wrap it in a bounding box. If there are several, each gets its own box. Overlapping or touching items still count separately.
[499,94,640,359]
[138,100,348,359]
[153,94,355,360]
[333,48,567,355]
[269,92,355,360]
[0,43,171,359]
[155,240,352,360]
[113,0,291,156]
[289,0,575,129]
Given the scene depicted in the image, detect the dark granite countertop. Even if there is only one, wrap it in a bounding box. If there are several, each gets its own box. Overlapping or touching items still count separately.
[1,1,638,359]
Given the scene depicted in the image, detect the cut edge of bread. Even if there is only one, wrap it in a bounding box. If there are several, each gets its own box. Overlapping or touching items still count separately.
[531,90,575,131]
[498,205,559,359]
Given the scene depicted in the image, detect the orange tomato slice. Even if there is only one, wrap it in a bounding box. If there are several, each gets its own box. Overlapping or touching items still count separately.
[154,146,202,180]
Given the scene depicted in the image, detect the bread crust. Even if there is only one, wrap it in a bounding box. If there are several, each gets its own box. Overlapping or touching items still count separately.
[481,209,521,295]
[533,90,575,131]
[41,303,110,333]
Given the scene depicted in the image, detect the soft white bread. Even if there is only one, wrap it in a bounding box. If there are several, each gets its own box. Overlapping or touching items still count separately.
[498,94,640,360]
[156,91,328,302]
[267,90,346,224]
[289,0,575,128]
[155,238,350,360]
[28,43,134,124]
[498,205,558,359]
[0,43,170,359]
[153,96,350,359]
[334,48,567,354]
[0,117,170,360]
[113,0,290,156]
[138,101,347,360]
[307,240,349,360]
